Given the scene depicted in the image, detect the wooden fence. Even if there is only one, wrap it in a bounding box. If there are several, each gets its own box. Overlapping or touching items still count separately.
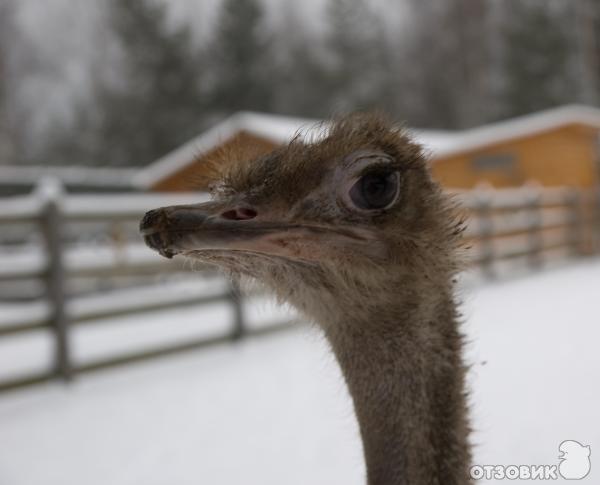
[0,180,598,393]
[0,180,294,392]
[459,184,600,276]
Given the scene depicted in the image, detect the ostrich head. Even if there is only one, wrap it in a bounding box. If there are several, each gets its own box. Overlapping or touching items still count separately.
[141,113,472,485]
[140,113,462,325]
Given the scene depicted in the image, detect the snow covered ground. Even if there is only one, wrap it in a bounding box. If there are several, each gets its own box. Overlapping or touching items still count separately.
[0,259,599,485]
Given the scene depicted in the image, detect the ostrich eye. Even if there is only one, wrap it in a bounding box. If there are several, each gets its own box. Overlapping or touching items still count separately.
[348,171,400,210]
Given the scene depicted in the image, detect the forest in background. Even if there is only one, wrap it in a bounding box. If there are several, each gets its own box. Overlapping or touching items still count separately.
[0,0,598,167]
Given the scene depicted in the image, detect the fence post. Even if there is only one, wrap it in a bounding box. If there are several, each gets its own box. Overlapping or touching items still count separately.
[580,187,599,255]
[37,178,72,381]
[566,188,584,257]
[525,185,543,269]
[228,280,245,340]
[475,186,495,279]
[595,186,600,254]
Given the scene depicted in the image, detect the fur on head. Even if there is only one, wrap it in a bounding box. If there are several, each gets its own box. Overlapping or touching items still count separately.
[141,112,463,324]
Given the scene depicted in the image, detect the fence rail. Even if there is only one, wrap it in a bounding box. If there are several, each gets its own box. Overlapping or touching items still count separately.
[0,180,295,392]
[458,185,600,270]
[0,180,599,393]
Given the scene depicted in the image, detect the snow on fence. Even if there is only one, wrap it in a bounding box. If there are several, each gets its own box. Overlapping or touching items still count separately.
[0,180,295,392]
[458,184,600,275]
[0,180,598,393]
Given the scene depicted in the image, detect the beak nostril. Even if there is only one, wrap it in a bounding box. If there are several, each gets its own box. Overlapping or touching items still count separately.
[239,208,257,219]
[221,208,257,221]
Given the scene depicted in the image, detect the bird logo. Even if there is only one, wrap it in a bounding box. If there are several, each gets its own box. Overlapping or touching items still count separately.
[558,440,591,480]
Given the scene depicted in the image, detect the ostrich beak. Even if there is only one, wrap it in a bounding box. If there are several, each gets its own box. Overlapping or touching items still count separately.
[140,202,384,261]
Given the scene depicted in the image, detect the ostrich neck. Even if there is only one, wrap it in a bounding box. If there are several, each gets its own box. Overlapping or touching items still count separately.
[320,292,471,485]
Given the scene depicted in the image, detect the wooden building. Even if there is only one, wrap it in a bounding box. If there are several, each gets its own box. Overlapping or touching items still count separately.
[135,112,321,192]
[431,105,600,189]
[135,106,600,192]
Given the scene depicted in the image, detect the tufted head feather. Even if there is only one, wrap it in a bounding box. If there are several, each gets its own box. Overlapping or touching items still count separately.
[141,112,464,323]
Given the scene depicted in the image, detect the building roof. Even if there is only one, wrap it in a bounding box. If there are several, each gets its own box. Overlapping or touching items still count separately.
[428,104,600,160]
[135,105,600,189]
[133,112,321,188]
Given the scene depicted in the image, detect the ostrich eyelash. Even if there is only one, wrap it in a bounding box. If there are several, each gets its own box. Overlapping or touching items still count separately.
[356,161,402,178]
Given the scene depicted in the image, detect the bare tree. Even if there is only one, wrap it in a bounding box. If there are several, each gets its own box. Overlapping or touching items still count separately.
[207,0,275,115]
[403,0,495,129]
[500,0,576,117]
[324,0,388,113]
[573,0,599,105]
[0,0,17,163]
[451,0,493,126]
[269,3,330,117]
[46,0,205,167]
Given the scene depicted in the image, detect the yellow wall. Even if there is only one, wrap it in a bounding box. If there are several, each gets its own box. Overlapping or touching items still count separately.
[151,132,278,191]
[152,124,600,192]
[431,124,600,189]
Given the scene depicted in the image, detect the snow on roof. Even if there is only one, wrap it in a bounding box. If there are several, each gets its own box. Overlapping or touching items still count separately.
[134,112,322,188]
[135,105,600,188]
[430,104,600,159]
[135,111,454,188]
[410,129,462,155]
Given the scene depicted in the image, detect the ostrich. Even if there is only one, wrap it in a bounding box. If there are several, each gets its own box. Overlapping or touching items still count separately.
[140,113,471,485]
